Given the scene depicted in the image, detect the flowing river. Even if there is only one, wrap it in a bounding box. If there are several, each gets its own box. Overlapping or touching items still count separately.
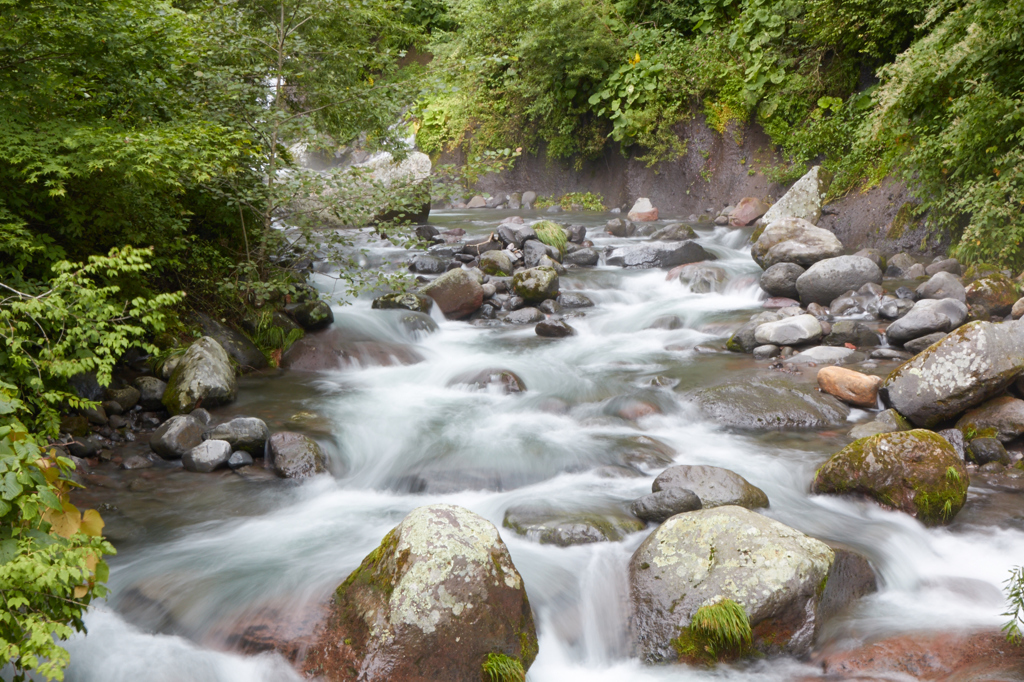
[60,210,1024,681]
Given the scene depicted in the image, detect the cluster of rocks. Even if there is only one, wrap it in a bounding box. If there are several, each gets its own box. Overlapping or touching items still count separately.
[454,190,540,211]
[59,327,333,479]
[381,210,721,336]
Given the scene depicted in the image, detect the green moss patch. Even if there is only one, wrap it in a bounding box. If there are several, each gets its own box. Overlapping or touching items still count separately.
[481,652,525,682]
[532,221,568,255]
[672,598,753,664]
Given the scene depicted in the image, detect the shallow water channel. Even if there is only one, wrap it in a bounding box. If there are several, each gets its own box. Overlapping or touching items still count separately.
[63,210,1024,681]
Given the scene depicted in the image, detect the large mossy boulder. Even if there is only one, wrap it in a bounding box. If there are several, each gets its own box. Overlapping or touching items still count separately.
[512,267,559,304]
[629,506,838,661]
[195,313,268,372]
[303,504,537,682]
[965,273,1019,317]
[811,430,969,526]
[162,337,237,415]
[690,377,850,430]
[882,320,1024,427]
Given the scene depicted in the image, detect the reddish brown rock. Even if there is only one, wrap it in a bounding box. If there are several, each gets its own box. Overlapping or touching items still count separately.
[729,197,769,227]
[627,197,658,222]
[817,366,883,408]
[815,630,1024,681]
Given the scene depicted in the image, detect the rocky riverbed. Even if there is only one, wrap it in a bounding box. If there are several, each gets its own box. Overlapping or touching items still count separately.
[56,176,1024,682]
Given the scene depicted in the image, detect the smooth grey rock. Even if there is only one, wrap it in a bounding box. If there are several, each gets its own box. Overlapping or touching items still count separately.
[535,320,575,337]
[150,415,205,460]
[122,454,154,470]
[915,271,966,302]
[195,313,268,372]
[885,298,968,345]
[926,258,962,276]
[754,314,823,346]
[786,346,857,365]
[903,332,947,354]
[823,320,880,348]
[504,307,544,325]
[521,190,537,209]
[653,464,769,509]
[558,292,594,308]
[882,320,1024,427]
[523,240,561,268]
[183,439,233,473]
[162,337,237,415]
[563,247,599,266]
[134,376,167,410]
[753,344,781,360]
[796,256,883,306]
[630,489,702,523]
[967,437,1010,465]
[629,506,834,661]
[227,451,254,469]
[266,431,326,478]
[848,408,913,440]
[421,268,484,319]
[760,262,805,299]
[204,417,269,454]
[751,217,843,269]
[606,241,715,269]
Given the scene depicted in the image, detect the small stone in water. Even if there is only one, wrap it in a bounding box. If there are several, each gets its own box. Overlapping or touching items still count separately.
[227,451,254,470]
[536,320,575,338]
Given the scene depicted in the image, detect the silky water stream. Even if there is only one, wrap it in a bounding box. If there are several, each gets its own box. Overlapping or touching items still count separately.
[59,211,1024,681]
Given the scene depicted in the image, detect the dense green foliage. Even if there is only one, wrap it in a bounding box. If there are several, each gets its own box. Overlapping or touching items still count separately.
[416,0,1024,268]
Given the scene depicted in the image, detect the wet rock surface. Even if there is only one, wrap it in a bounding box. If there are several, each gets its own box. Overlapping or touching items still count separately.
[303,504,538,682]
[163,336,238,415]
[653,464,769,509]
[692,377,850,430]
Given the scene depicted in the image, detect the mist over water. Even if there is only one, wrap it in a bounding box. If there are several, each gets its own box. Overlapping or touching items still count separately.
[60,210,1024,681]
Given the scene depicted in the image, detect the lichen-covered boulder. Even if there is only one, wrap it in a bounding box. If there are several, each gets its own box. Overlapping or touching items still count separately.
[750,217,842,269]
[204,417,270,454]
[653,465,769,509]
[512,267,559,304]
[882,320,1024,427]
[303,504,537,682]
[503,503,644,546]
[266,431,326,478]
[965,273,1019,317]
[956,396,1024,443]
[629,506,836,661]
[811,430,969,526]
[691,377,850,430]
[162,337,238,415]
[760,165,832,226]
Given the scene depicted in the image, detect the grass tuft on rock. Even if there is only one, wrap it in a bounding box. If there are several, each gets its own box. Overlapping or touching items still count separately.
[481,652,525,682]
[532,221,568,255]
[672,598,753,664]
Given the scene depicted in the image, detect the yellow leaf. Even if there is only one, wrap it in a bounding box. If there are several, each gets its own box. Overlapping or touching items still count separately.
[85,553,99,572]
[74,584,89,599]
[81,509,105,537]
[42,502,81,539]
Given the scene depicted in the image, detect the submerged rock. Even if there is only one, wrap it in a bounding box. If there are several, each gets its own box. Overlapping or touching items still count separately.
[882,320,1024,427]
[653,464,769,509]
[282,328,423,370]
[692,377,850,430]
[448,368,526,394]
[503,504,644,546]
[304,504,537,681]
[162,336,238,415]
[629,506,837,661]
[811,430,969,526]
[371,292,434,314]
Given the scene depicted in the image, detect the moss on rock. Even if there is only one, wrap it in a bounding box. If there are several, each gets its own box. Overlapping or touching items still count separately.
[811,430,969,526]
